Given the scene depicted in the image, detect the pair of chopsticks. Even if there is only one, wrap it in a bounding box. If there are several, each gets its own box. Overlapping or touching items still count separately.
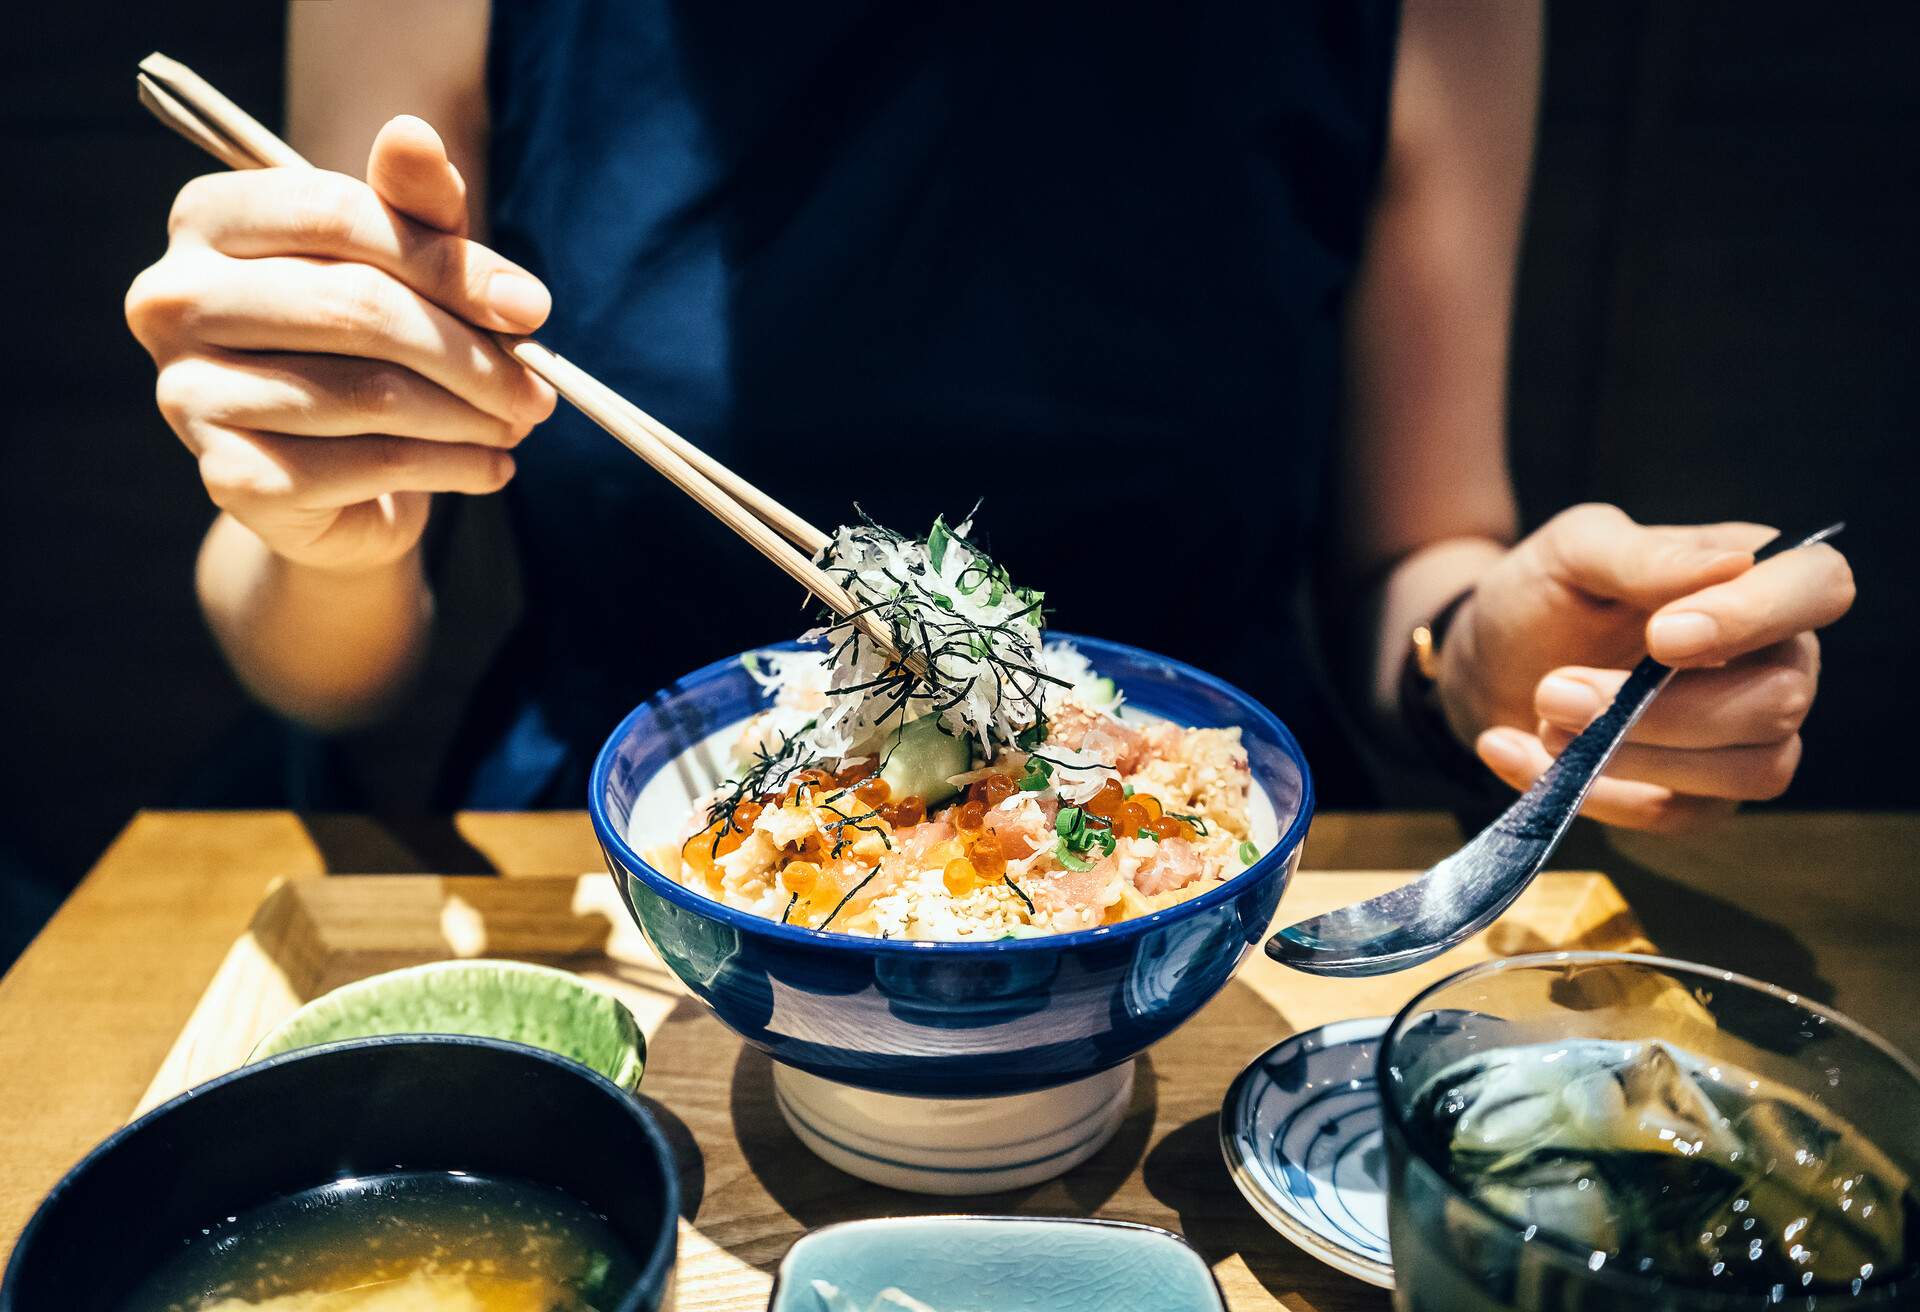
[136,53,917,671]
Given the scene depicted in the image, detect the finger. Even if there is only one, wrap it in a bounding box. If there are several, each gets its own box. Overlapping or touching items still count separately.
[1537,504,1772,607]
[1534,724,1802,802]
[1647,544,1856,666]
[1533,637,1817,748]
[1476,727,1738,832]
[169,170,549,334]
[196,426,513,513]
[181,253,556,426]
[367,115,469,235]
[156,353,529,448]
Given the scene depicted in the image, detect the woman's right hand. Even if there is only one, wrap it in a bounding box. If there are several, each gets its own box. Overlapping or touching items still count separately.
[125,115,556,575]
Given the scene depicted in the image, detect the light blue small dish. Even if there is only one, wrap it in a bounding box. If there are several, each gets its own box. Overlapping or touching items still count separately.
[1220,1016,1394,1289]
[768,1215,1227,1312]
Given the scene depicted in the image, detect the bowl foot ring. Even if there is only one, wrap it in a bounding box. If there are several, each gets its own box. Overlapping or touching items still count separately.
[771,1061,1136,1195]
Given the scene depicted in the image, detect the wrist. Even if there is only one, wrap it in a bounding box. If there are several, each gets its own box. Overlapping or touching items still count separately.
[197,514,433,729]
[1432,590,1494,750]
[1398,587,1489,775]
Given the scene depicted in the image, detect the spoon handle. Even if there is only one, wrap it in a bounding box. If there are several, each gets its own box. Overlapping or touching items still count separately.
[1504,521,1845,843]
[1502,659,1671,841]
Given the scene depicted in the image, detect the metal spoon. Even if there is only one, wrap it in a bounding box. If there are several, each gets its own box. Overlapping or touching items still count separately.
[1267,521,1846,978]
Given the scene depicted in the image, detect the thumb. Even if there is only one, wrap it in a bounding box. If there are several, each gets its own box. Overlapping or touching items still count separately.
[367,115,470,235]
[1540,505,1771,607]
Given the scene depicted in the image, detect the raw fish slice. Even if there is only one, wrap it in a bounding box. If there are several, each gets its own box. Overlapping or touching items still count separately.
[1133,837,1204,895]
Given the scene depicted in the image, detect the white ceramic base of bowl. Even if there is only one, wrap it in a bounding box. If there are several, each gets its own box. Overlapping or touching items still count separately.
[772,1061,1135,1195]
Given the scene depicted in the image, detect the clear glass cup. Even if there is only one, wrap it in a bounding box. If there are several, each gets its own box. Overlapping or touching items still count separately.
[1379,951,1920,1311]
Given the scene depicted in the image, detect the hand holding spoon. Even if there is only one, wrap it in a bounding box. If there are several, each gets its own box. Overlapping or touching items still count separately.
[1266,522,1846,978]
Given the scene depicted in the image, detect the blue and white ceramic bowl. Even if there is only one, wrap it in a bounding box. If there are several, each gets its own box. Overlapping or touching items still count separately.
[591,634,1312,1191]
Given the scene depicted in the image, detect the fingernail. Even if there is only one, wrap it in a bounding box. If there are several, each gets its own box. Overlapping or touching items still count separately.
[487,272,551,330]
[1537,675,1598,724]
[1649,611,1719,659]
[1478,729,1528,771]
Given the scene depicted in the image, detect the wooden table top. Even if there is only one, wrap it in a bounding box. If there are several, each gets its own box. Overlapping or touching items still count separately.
[2,809,1913,1305]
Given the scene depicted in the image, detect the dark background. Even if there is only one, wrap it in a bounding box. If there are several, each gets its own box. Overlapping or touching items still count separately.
[2,3,1916,961]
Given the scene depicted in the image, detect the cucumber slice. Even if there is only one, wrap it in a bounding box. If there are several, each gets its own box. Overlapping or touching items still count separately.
[876,714,971,805]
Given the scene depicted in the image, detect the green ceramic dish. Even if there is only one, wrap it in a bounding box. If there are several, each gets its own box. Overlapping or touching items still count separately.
[248,960,645,1091]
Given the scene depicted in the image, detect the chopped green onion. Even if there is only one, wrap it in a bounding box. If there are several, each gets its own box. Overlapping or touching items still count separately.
[1018,756,1052,791]
[1055,806,1083,836]
[1055,840,1095,872]
[1138,828,1162,843]
[1121,783,1135,797]
[1238,840,1258,865]
[1015,719,1048,752]
[927,515,950,571]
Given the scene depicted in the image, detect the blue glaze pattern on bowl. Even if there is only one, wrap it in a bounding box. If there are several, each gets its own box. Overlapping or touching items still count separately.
[768,1215,1228,1312]
[590,634,1313,1096]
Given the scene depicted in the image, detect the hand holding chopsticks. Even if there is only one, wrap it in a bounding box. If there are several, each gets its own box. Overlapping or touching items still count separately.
[135,53,917,670]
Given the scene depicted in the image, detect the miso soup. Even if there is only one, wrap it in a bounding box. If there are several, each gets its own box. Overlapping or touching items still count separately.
[119,1171,642,1311]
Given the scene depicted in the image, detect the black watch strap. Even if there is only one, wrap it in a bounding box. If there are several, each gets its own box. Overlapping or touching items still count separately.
[1397,588,1486,779]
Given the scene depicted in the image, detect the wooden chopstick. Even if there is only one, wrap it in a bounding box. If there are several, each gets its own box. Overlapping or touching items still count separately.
[137,74,255,173]
[137,53,893,659]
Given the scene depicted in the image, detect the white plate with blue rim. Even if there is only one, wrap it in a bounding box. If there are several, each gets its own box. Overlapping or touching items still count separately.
[1219,1016,1394,1289]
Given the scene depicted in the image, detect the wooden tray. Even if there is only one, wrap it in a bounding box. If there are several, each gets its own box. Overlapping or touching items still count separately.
[142,871,1651,1312]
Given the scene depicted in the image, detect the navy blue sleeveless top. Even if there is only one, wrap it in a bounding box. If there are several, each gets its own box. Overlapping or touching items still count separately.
[460,1,1399,807]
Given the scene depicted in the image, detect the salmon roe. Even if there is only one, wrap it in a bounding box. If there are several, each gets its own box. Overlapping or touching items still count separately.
[1083,779,1126,821]
[967,840,1007,878]
[943,857,980,895]
[880,795,926,828]
[1144,815,1189,842]
[782,861,823,896]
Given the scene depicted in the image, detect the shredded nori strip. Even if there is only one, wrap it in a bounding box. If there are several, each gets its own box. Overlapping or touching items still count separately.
[704,719,823,846]
[1003,874,1035,914]
[811,512,1067,757]
[819,864,883,930]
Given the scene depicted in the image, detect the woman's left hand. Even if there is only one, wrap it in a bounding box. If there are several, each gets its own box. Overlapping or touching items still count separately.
[1434,504,1855,831]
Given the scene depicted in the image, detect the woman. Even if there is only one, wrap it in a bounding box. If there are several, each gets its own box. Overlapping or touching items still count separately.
[125,0,1852,826]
